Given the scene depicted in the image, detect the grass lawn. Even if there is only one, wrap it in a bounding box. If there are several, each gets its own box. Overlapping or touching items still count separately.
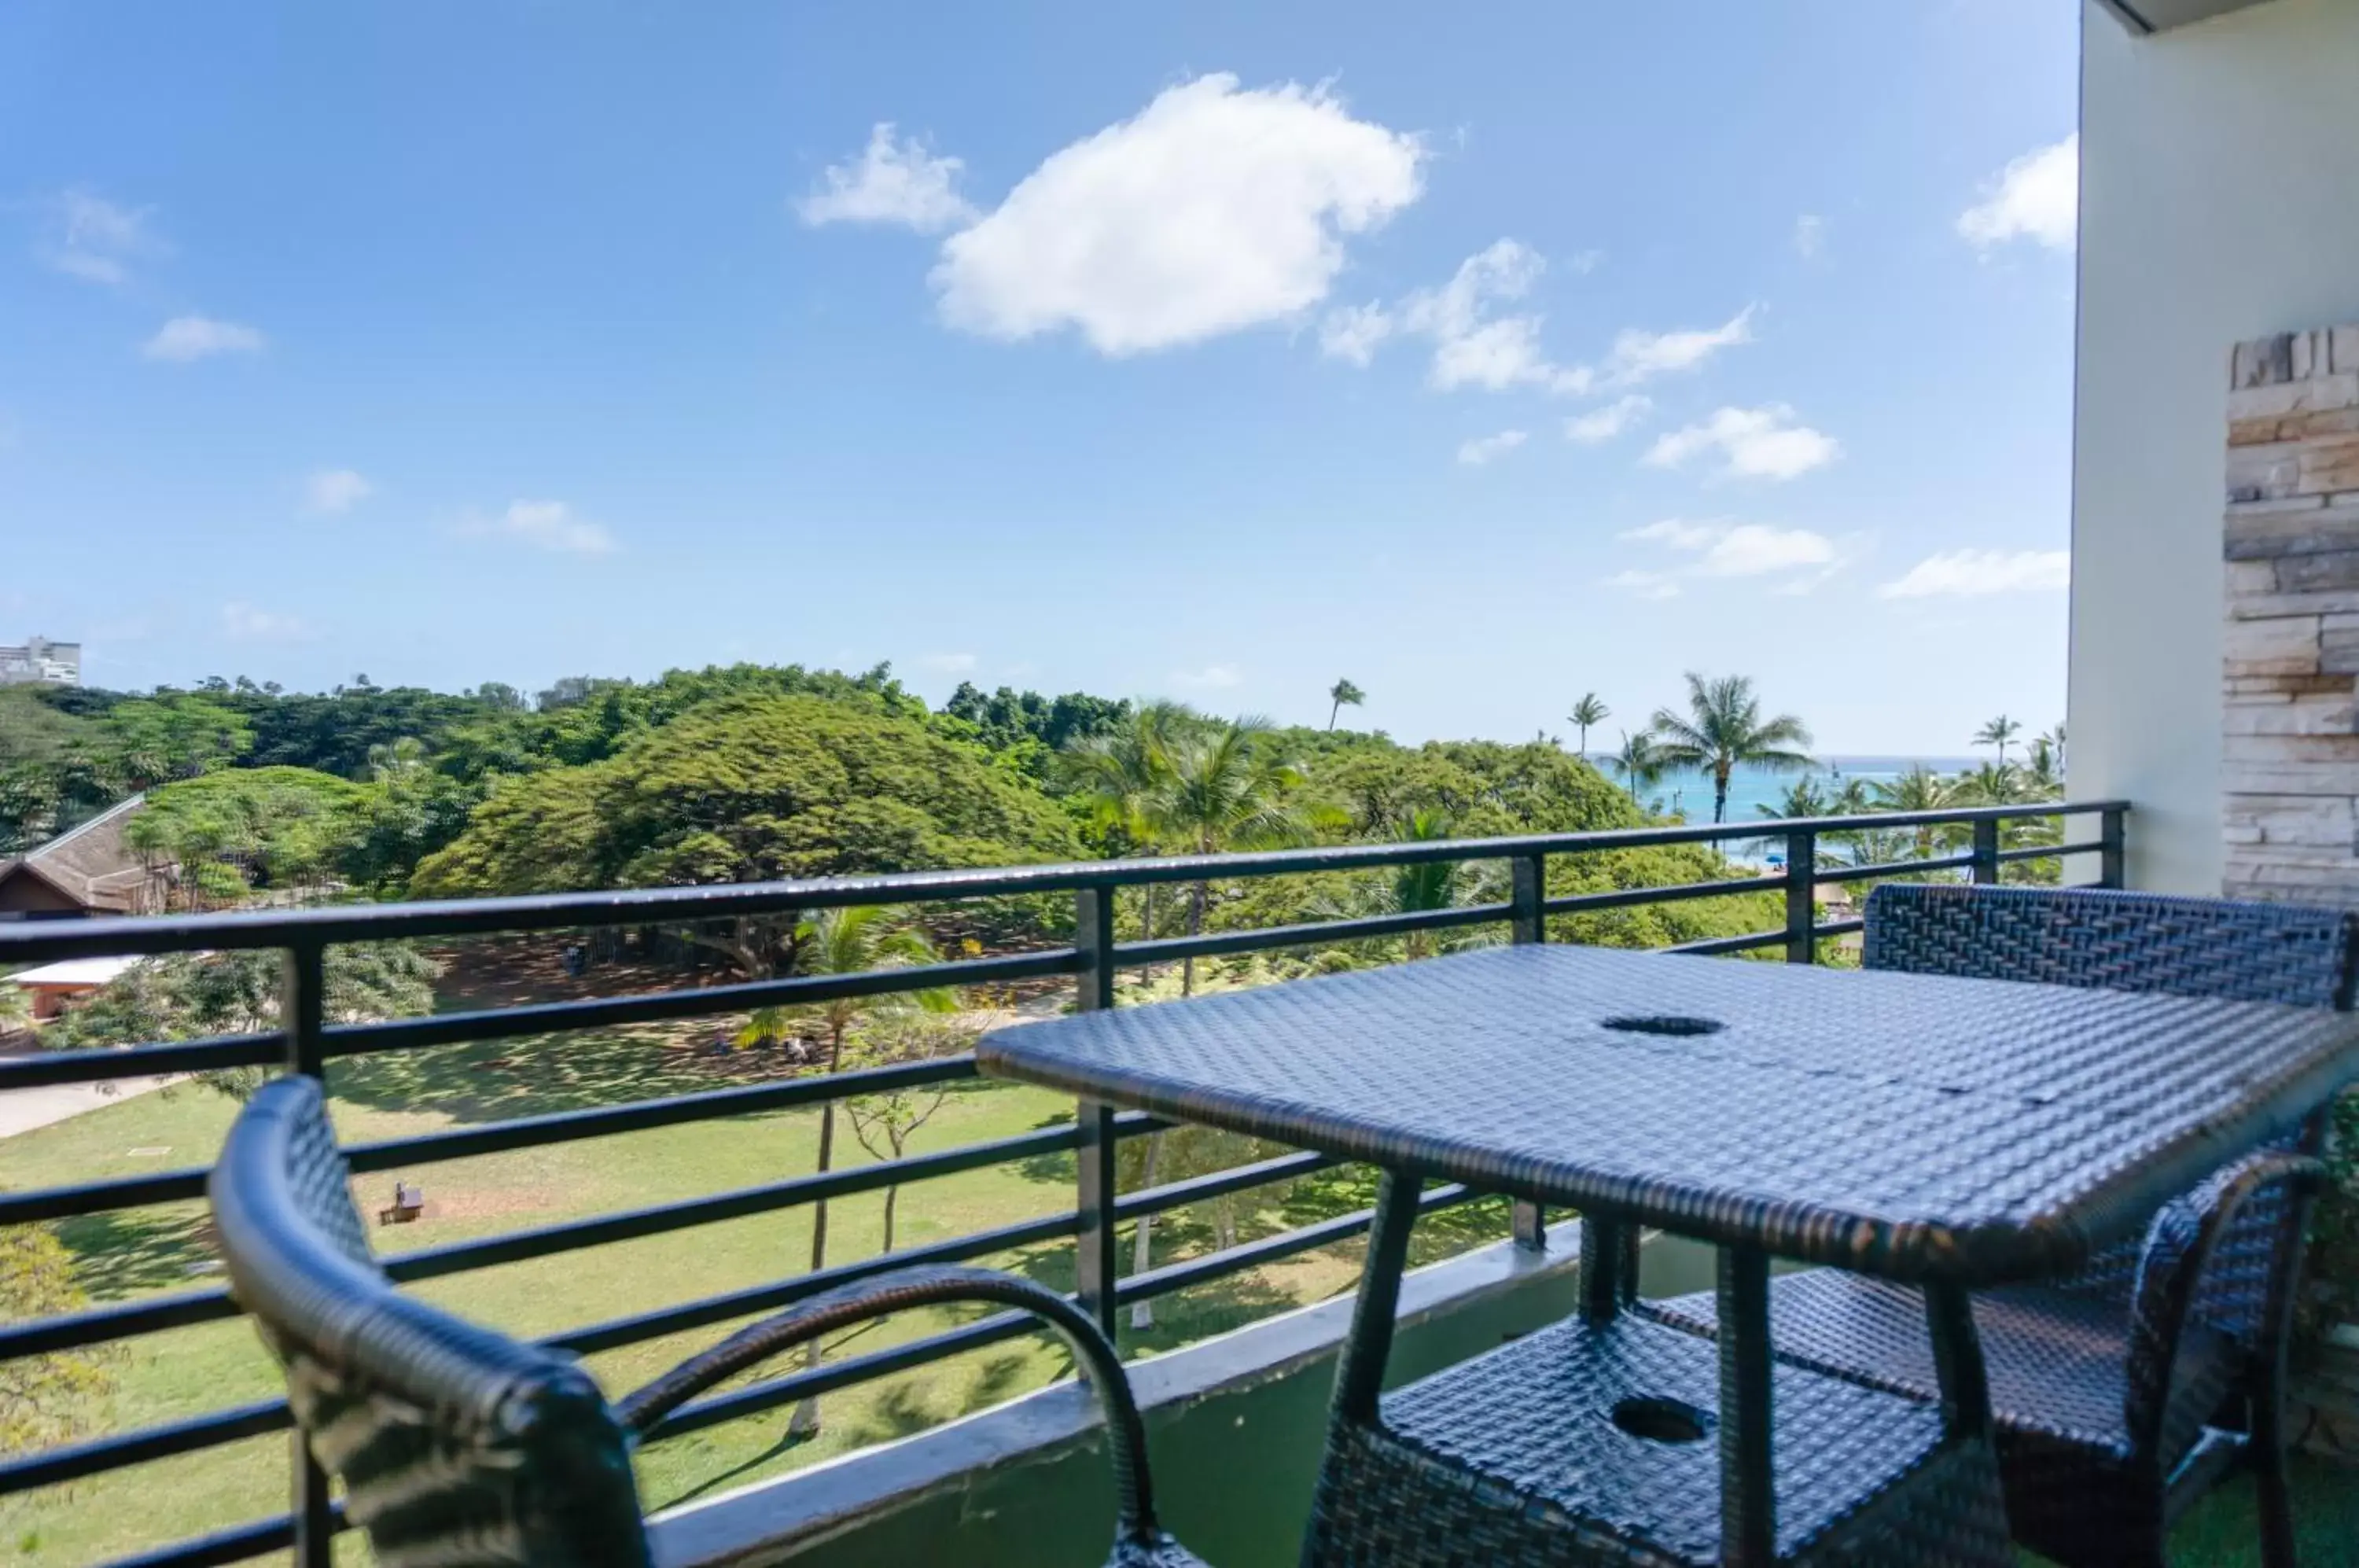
[0,1017,1506,1564]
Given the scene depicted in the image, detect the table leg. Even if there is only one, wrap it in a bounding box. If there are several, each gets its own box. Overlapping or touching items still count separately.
[1580,1217,1634,1324]
[1718,1246,1775,1567]
[1330,1170,1425,1425]
[1921,1281,1993,1439]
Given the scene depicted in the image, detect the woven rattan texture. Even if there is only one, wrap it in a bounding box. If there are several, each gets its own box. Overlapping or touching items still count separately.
[1636,1273,2237,1457]
[1301,1312,2009,1566]
[1634,886,2353,1568]
[982,942,2359,1281]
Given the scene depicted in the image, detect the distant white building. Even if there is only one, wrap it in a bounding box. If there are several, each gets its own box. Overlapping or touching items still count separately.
[0,635,81,686]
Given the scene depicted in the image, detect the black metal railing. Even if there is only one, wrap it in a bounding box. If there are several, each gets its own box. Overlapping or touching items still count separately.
[0,801,2125,1566]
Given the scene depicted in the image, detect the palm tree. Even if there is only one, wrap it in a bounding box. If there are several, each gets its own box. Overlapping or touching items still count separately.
[1646,674,1815,825]
[1327,679,1366,731]
[364,737,428,782]
[1141,718,1323,999]
[1610,730,1664,804]
[1974,716,2022,766]
[1061,702,1193,974]
[1870,765,1959,858]
[739,905,954,1436]
[1568,694,1609,757]
[1759,777,1831,821]
[2024,734,2063,799]
[1128,716,1322,1327]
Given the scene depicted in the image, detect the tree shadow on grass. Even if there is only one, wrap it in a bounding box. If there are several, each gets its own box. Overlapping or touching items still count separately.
[329,1029,782,1125]
[56,1206,218,1301]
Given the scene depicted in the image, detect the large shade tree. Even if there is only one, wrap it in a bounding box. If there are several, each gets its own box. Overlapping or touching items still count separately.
[1646,674,1814,824]
[411,694,1078,974]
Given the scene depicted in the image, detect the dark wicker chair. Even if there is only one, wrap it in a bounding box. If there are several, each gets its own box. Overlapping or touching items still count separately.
[208,1075,1203,1567]
[1641,884,2350,1568]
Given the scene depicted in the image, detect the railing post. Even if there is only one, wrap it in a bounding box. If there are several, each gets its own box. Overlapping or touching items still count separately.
[282,940,333,1568]
[2100,806,2127,889]
[1971,818,2001,885]
[1783,829,1816,965]
[1072,887,1121,1338]
[1509,852,1547,947]
[1508,855,1548,1248]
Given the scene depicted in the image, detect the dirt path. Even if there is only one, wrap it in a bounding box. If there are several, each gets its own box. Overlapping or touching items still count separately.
[0,1068,177,1139]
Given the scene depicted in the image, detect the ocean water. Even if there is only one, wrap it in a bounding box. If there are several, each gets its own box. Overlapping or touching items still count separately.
[1605,755,1983,828]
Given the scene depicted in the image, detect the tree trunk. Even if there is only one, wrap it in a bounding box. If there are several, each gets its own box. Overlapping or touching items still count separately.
[1129,1132,1164,1330]
[881,1183,899,1255]
[1139,880,1157,984]
[1181,881,1208,997]
[1713,764,1732,824]
[788,1021,846,1438]
[1327,701,1339,731]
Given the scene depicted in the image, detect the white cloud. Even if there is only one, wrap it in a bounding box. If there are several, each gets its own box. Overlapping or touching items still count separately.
[469,499,617,555]
[1643,405,1838,481]
[1326,242,1750,397]
[221,602,310,641]
[1958,134,2078,252]
[1568,248,1606,274]
[1456,429,1528,466]
[1397,240,1591,394]
[1603,307,1754,385]
[1171,663,1243,690]
[304,469,373,514]
[142,315,265,363]
[1875,548,2069,598]
[1565,395,1652,444]
[39,189,156,285]
[1613,518,1846,598]
[798,123,980,234]
[918,651,980,673]
[932,75,1423,355]
[1318,301,1395,367]
[1793,215,1824,259]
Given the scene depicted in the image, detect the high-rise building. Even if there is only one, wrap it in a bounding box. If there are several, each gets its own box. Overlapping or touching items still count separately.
[0,635,83,686]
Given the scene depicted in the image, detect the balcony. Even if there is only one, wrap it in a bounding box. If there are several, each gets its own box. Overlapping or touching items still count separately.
[10,800,2273,1568]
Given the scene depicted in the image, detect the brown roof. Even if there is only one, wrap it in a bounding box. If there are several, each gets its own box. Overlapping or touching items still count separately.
[0,795,149,915]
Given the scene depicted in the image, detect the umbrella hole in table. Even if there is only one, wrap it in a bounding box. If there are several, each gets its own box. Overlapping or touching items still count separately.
[1609,1395,1716,1444]
[1599,1015,1725,1039]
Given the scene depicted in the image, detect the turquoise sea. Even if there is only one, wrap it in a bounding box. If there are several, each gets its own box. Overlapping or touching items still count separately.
[1641,755,1981,826]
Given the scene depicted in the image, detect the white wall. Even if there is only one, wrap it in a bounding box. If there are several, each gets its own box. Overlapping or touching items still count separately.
[2070,0,2359,892]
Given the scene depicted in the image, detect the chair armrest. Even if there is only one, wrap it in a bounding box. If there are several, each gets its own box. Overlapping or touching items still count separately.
[616,1264,1174,1556]
[2125,1150,2326,1457]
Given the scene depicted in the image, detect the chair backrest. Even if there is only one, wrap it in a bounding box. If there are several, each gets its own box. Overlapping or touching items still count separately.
[1862,882,2359,1010]
[1863,883,2352,1353]
[209,1077,653,1568]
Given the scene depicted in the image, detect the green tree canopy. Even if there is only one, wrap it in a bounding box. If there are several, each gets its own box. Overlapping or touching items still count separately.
[411,694,1079,897]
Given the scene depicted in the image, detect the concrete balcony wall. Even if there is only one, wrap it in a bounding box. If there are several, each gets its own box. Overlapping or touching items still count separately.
[652,1223,1728,1566]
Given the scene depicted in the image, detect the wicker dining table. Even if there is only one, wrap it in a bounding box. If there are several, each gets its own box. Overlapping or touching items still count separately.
[976,944,2359,1566]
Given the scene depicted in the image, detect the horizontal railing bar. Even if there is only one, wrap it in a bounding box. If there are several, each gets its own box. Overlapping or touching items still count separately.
[2000,841,2100,863]
[100,1513,300,1568]
[1812,918,1867,940]
[1115,904,1511,966]
[1113,1150,1339,1220]
[545,1211,1083,1357]
[643,1309,1035,1442]
[1542,875,1775,917]
[1117,1181,1481,1305]
[1662,928,1787,957]
[1812,852,1977,885]
[340,1055,981,1172]
[0,1032,281,1091]
[324,951,1079,1058]
[646,1178,1491,1443]
[0,1283,237,1363]
[0,802,2128,963]
[0,1396,286,1496]
[379,1121,1103,1284]
[0,1166,212,1227]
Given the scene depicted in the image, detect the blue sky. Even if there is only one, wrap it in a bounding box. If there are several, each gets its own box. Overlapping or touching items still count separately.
[0,2,2081,753]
